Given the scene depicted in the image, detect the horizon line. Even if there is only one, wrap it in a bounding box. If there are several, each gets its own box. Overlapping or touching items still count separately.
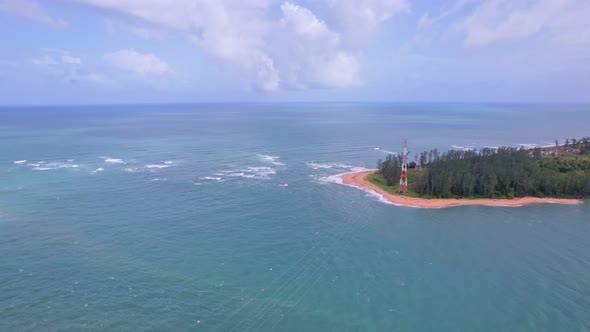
[1,101,590,107]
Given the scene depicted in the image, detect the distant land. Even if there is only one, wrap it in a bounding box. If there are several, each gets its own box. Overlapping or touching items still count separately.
[341,137,590,208]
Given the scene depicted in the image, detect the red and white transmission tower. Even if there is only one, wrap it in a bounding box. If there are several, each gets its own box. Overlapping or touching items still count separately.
[399,139,408,193]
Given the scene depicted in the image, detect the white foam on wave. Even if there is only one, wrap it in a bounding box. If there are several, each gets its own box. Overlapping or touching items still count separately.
[31,162,79,171]
[32,167,54,171]
[145,161,177,169]
[150,178,168,182]
[27,163,40,167]
[91,168,104,174]
[226,172,254,178]
[257,154,285,166]
[315,173,344,185]
[307,162,369,173]
[279,183,289,187]
[13,160,27,164]
[101,157,125,164]
[233,166,276,179]
[452,145,476,151]
[363,189,398,206]
[307,162,357,170]
[374,147,397,155]
[318,171,406,206]
[518,143,538,149]
[123,167,138,173]
[212,166,277,180]
[145,164,171,169]
[306,162,335,169]
[311,168,424,207]
[201,176,223,182]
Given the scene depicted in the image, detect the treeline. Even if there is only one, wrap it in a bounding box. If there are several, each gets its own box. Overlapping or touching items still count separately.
[377,145,590,199]
[565,136,590,154]
[377,154,402,187]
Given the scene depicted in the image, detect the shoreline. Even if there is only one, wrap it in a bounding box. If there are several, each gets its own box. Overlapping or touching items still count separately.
[340,170,585,209]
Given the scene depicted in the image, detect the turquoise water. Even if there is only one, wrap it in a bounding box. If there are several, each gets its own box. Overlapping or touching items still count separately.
[1,103,590,331]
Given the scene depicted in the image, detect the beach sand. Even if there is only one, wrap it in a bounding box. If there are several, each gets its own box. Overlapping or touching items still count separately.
[340,170,584,209]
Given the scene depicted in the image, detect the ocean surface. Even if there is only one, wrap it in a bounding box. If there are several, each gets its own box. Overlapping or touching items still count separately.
[1,103,589,331]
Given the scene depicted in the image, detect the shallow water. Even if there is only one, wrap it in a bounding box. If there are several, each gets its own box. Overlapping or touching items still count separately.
[1,103,589,331]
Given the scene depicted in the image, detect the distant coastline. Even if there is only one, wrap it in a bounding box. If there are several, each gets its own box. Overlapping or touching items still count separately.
[340,170,584,209]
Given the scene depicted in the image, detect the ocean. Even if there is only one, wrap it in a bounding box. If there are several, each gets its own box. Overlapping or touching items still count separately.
[1,103,589,331]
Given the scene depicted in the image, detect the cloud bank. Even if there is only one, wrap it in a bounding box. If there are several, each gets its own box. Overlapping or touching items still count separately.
[0,0,66,27]
[31,50,107,84]
[75,0,408,91]
[461,0,590,48]
[104,50,172,76]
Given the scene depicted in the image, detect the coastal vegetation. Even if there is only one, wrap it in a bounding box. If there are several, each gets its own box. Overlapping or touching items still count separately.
[375,137,590,199]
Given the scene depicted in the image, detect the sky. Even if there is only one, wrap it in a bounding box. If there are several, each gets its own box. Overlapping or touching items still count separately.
[0,0,589,104]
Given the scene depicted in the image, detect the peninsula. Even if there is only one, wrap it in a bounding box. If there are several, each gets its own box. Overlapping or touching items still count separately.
[341,138,590,208]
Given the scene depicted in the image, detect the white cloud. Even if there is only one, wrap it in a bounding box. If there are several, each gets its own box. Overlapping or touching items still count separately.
[32,51,107,84]
[320,0,409,47]
[73,0,406,91]
[61,55,82,65]
[0,0,66,27]
[32,55,58,67]
[417,0,474,30]
[461,0,590,48]
[271,2,360,88]
[104,49,172,76]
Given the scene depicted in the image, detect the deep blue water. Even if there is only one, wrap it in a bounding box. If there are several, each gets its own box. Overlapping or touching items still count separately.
[1,103,589,331]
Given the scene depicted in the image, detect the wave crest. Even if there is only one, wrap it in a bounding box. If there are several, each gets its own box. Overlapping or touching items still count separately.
[257,154,285,166]
[101,157,125,164]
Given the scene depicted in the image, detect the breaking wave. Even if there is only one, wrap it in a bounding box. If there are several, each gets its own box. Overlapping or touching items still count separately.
[315,172,400,206]
[91,168,104,174]
[451,145,476,151]
[257,154,285,166]
[306,162,368,173]
[225,166,277,179]
[144,164,171,169]
[315,173,344,185]
[200,176,224,183]
[374,147,397,155]
[203,166,278,182]
[145,161,176,169]
[30,161,80,171]
[101,157,125,164]
[518,143,539,149]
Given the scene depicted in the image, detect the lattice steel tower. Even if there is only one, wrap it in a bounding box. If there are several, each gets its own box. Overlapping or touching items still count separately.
[399,139,408,193]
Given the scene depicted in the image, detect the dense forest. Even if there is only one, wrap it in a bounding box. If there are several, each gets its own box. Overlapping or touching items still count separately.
[376,137,590,199]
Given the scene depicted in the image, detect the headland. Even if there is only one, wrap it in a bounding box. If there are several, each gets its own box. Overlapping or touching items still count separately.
[341,170,584,209]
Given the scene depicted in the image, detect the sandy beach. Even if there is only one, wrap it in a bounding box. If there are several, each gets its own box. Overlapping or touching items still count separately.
[340,170,584,209]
